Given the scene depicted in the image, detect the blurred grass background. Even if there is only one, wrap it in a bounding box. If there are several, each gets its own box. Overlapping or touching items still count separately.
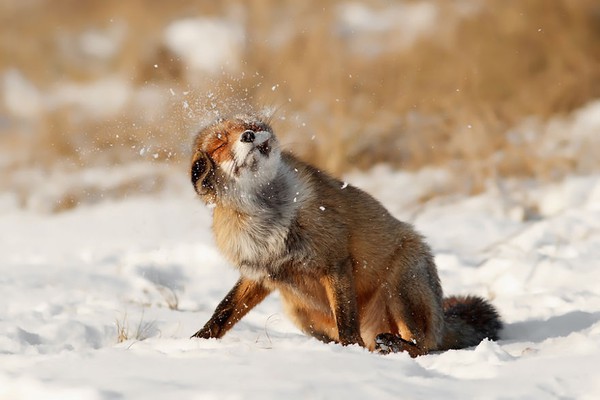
[1,0,599,211]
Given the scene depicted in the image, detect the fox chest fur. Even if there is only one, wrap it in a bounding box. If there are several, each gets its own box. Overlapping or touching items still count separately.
[212,206,287,272]
[211,187,318,282]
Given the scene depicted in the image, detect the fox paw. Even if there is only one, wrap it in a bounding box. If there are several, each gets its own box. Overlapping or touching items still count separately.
[374,333,421,357]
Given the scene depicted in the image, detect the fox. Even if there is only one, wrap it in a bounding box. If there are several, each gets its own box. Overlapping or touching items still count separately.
[189,113,502,356]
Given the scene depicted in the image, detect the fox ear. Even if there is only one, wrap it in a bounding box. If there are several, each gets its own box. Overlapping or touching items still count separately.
[191,151,215,195]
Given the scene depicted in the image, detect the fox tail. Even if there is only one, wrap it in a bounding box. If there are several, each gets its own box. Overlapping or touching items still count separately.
[439,295,503,350]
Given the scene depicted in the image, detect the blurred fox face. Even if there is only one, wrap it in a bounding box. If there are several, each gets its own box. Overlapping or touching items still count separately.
[190,115,281,201]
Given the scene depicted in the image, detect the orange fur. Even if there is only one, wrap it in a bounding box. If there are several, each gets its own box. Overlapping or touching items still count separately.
[190,114,502,356]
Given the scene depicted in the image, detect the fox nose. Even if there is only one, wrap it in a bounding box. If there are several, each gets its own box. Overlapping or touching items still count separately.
[240,130,255,143]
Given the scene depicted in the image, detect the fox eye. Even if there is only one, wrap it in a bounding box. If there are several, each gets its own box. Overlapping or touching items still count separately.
[210,133,227,154]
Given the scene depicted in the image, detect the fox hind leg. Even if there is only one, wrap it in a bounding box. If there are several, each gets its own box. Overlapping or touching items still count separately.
[372,280,443,357]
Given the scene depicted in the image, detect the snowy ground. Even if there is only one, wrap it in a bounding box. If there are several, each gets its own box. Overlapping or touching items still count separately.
[1,168,600,399]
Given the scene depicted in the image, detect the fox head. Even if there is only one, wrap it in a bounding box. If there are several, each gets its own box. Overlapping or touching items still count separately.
[190,114,282,205]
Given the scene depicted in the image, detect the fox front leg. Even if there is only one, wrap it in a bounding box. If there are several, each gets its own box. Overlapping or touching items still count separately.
[192,277,271,339]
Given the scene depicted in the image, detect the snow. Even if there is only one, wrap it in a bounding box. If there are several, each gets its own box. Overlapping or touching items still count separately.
[2,2,599,396]
[3,69,43,120]
[337,2,438,39]
[163,18,244,75]
[77,26,124,61]
[48,77,132,119]
[2,71,133,121]
[2,166,600,399]
[335,1,474,55]
[509,99,600,169]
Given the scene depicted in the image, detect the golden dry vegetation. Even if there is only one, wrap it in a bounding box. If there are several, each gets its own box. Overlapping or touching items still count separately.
[1,0,599,210]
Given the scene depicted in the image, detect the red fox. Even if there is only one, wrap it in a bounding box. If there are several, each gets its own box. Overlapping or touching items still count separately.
[189,113,502,356]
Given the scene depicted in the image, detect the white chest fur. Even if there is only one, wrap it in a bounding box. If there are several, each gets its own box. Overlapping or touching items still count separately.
[212,160,313,279]
[216,210,289,261]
